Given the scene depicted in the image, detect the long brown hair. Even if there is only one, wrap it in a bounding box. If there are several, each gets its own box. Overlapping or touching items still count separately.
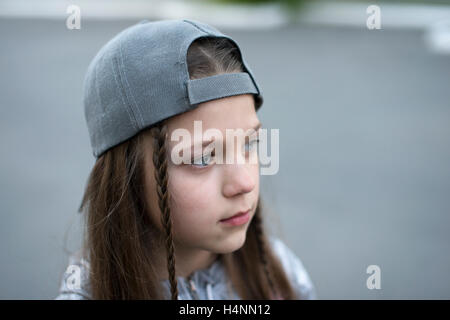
[79,36,300,299]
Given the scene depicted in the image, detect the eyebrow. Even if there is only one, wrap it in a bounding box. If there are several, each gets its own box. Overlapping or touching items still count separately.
[188,122,262,150]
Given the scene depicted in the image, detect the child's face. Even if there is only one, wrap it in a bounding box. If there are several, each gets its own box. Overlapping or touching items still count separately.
[143,94,260,255]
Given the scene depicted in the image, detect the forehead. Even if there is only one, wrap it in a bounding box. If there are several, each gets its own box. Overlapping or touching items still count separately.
[166,94,259,133]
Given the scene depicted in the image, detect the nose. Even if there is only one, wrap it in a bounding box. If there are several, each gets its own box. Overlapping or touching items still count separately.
[222,163,256,197]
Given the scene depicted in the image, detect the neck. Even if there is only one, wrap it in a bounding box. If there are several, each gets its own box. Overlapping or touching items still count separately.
[175,243,219,278]
[155,239,219,280]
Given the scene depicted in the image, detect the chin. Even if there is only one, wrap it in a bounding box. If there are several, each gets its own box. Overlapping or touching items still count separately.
[214,232,248,254]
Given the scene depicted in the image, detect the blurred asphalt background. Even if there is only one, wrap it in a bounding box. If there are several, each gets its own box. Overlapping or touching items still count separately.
[1,1,450,299]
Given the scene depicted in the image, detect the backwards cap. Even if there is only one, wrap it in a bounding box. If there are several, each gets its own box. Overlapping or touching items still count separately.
[83,19,264,158]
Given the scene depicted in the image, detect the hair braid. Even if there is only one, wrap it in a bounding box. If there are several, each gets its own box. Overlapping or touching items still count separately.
[150,124,179,300]
[253,208,279,299]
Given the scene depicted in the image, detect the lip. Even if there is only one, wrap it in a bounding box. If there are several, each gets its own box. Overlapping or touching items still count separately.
[220,209,251,226]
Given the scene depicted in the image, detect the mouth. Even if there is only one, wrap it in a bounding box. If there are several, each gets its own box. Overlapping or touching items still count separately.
[219,208,251,226]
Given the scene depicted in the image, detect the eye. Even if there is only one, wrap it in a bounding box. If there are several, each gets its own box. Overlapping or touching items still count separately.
[191,151,215,168]
[244,139,260,153]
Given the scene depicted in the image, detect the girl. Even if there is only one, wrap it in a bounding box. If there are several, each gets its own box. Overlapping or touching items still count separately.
[56,18,316,300]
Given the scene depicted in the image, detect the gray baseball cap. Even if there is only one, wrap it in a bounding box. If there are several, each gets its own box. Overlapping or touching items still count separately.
[83,18,264,158]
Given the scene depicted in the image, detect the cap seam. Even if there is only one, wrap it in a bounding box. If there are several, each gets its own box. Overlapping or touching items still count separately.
[112,55,139,131]
[182,19,212,35]
[118,35,145,128]
[179,37,191,110]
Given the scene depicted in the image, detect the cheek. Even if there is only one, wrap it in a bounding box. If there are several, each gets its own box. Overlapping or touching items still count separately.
[168,169,219,235]
[170,170,216,211]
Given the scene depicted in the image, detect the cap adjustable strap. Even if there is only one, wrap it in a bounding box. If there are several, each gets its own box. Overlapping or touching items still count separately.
[186,72,259,106]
